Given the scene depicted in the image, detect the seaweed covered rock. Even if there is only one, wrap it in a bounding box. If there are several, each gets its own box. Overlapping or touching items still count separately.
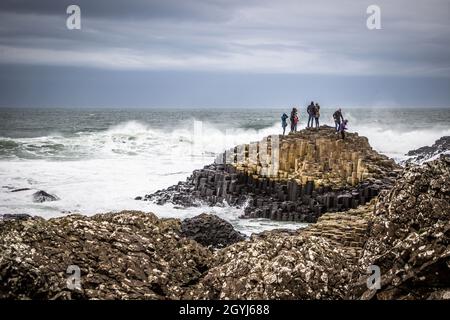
[184,203,374,300]
[181,213,245,249]
[0,157,448,300]
[186,232,355,300]
[0,213,32,223]
[353,155,450,299]
[0,211,212,299]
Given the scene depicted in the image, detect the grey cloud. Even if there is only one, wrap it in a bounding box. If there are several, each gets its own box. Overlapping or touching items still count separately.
[0,0,449,77]
[0,0,255,21]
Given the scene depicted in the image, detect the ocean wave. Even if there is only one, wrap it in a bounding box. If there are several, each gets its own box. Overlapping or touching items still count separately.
[0,119,449,162]
[0,139,20,149]
[350,124,450,159]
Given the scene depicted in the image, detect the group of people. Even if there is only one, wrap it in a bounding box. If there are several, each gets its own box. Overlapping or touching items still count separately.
[307,101,321,129]
[332,108,348,139]
[281,108,299,134]
[281,104,349,139]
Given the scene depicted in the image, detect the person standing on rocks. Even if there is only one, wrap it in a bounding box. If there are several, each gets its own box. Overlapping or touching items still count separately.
[307,101,315,128]
[290,107,298,132]
[281,112,289,135]
[293,112,299,132]
[338,119,348,139]
[333,108,344,132]
[314,103,321,129]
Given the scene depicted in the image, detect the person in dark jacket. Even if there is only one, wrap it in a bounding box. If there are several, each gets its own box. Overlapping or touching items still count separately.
[333,108,344,132]
[293,112,299,132]
[307,101,315,128]
[289,107,298,132]
[281,113,289,135]
[338,119,348,139]
[314,103,320,129]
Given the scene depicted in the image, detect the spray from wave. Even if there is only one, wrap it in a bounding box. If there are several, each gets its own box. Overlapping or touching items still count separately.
[2,118,448,161]
[0,120,281,161]
[351,125,450,161]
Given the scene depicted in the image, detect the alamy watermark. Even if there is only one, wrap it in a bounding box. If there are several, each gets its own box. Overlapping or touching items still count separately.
[66,5,81,30]
[66,5,382,31]
[367,5,382,30]
[366,264,381,290]
[66,265,82,290]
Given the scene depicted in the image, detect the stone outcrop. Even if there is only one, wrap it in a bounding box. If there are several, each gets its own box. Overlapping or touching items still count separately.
[220,125,397,187]
[403,136,450,165]
[351,154,450,300]
[0,154,448,300]
[145,126,400,223]
[187,156,449,300]
[0,211,212,299]
[11,188,32,193]
[186,204,374,300]
[0,213,32,223]
[181,213,245,249]
[32,190,59,203]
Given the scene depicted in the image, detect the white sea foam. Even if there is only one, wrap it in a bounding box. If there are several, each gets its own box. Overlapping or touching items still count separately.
[350,124,450,161]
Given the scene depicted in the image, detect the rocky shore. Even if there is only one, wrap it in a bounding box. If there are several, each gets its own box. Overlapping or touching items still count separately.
[403,136,450,165]
[1,126,449,300]
[145,126,400,223]
[0,154,448,299]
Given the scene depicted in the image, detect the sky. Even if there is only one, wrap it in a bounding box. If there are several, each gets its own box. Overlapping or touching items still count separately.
[0,0,449,108]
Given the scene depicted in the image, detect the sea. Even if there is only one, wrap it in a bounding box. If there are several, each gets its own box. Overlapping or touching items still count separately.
[1,107,449,235]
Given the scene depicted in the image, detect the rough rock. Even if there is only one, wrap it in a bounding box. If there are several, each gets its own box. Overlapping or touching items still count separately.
[403,136,450,165]
[0,213,33,223]
[11,188,32,193]
[0,211,212,299]
[32,190,59,203]
[351,155,450,300]
[144,126,399,223]
[1,157,448,300]
[185,203,374,300]
[181,213,246,249]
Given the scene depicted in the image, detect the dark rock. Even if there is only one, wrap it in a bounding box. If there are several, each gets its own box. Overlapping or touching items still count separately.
[187,156,449,300]
[187,227,357,299]
[140,127,398,223]
[11,188,32,193]
[181,213,245,249]
[0,213,33,222]
[142,163,393,223]
[0,211,212,299]
[134,196,142,200]
[403,136,450,165]
[0,156,448,300]
[32,190,59,203]
[351,155,450,300]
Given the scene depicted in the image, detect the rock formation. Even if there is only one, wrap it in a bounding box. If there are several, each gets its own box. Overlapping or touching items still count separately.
[187,156,449,300]
[403,136,450,165]
[145,126,400,223]
[32,190,59,203]
[180,213,246,249]
[0,213,32,223]
[352,154,450,300]
[0,145,448,300]
[186,204,375,300]
[220,125,396,187]
[0,211,212,299]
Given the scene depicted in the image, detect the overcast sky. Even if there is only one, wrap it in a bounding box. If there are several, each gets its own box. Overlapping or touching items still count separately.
[0,0,449,107]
